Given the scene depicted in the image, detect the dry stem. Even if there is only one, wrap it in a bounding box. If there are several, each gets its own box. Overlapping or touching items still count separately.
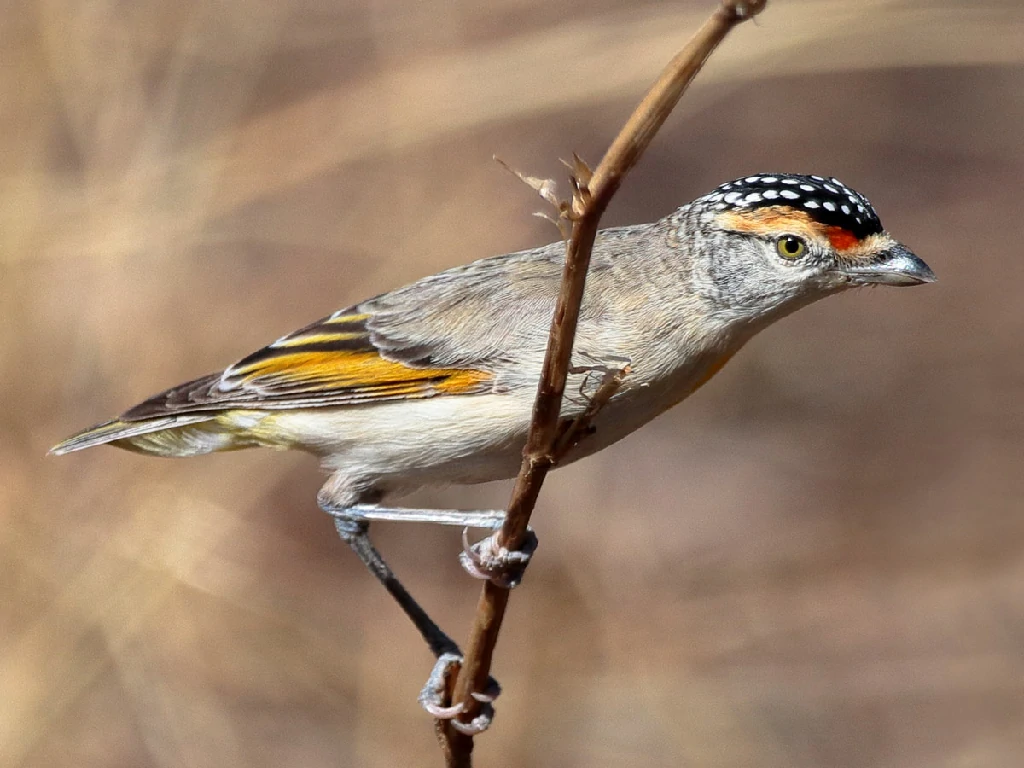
[440,2,768,764]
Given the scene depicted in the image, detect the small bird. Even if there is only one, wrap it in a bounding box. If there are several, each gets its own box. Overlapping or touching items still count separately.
[52,173,934,729]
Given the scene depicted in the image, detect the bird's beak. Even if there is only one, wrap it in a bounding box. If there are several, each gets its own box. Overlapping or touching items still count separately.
[840,243,936,287]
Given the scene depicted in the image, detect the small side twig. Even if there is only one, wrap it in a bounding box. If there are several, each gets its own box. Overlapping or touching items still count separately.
[552,362,632,460]
[440,2,768,764]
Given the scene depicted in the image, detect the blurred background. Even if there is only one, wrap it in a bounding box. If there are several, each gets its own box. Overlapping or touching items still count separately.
[3,0,1024,765]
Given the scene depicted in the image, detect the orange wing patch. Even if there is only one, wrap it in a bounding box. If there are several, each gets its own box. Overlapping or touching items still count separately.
[219,306,495,407]
[114,309,494,421]
[231,349,492,398]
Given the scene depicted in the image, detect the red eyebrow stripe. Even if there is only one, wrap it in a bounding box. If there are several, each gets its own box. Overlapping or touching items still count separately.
[827,227,859,251]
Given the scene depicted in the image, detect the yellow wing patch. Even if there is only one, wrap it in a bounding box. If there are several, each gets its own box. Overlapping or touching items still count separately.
[270,332,364,348]
[324,312,371,324]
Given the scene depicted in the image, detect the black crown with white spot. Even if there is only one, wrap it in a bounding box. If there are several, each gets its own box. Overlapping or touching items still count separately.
[701,173,883,238]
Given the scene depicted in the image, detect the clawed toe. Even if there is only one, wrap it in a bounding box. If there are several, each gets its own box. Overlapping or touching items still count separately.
[449,708,495,735]
[419,653,461,717]
[419,652,501,734]
[423,699,465,719]
[459,527,538,588]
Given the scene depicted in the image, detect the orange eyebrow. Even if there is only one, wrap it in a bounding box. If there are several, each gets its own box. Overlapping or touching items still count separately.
[717,206,894,262]
[717,206,828,241]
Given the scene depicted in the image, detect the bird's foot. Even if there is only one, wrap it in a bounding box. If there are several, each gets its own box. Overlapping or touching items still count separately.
[459,527,538,588]
[419,652,501,735]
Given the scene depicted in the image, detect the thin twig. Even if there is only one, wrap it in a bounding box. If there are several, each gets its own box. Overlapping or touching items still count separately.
[552,362,632,461]
[441,1,768,763]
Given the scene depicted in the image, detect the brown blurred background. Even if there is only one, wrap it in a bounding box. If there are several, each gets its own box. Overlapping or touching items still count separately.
[4,0,1024,766]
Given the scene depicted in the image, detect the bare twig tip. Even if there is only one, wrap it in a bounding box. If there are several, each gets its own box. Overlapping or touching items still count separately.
[571,153,594,186]
[559,153,594,188]
[494,157,562,208]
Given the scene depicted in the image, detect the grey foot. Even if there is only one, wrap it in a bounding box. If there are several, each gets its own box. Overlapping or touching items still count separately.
[418,652,501,735]
[460,528,538,588]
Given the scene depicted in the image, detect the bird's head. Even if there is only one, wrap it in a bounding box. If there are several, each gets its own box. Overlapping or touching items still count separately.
[680,173,935,323]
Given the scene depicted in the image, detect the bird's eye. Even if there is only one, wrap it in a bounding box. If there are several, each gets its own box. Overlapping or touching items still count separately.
[776,235,807,260]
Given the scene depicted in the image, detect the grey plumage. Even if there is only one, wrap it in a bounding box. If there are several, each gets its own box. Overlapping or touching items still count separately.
[52,174,934,506]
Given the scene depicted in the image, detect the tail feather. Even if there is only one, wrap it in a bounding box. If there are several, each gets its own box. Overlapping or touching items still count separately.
[49,415,218,456]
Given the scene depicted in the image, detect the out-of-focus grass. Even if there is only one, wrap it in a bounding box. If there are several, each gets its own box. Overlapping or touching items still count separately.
[3,1,1024,766]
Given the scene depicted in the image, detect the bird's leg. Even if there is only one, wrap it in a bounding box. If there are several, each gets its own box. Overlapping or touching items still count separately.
[328,510,455,658]
[337,503,538,588]
[321,500,524,733]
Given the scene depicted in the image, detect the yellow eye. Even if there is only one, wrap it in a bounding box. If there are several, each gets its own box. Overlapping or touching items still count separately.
[776,235,807,259]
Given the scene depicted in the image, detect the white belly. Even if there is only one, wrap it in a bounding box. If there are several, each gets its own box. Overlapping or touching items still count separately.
[237,350,721,498]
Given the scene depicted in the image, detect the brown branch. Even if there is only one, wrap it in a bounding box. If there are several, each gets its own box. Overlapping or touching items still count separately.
[441,1,768,763]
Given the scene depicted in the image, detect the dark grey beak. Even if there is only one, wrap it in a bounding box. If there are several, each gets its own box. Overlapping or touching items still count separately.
[841,243,936,286]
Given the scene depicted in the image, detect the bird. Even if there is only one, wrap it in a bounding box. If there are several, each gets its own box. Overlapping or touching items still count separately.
[52,172,934,730]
